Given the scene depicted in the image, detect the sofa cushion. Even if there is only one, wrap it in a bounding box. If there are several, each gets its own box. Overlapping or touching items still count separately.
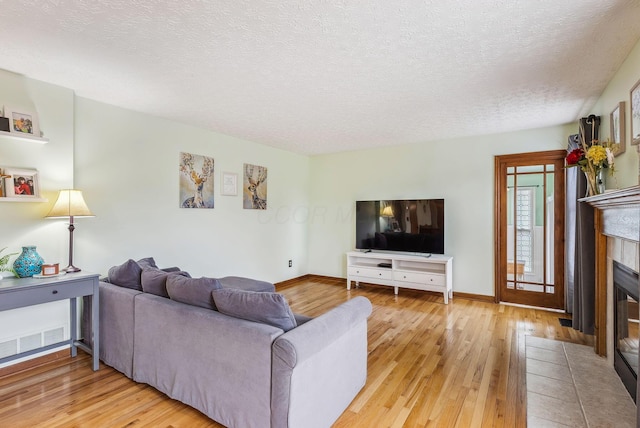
[108,259,143,290]
[141,268,190,298]
[166,275,222,310]
[211,288,297,332]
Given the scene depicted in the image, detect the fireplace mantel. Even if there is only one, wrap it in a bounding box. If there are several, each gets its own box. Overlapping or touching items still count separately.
[582,185,640,241]
[583,185,640,357]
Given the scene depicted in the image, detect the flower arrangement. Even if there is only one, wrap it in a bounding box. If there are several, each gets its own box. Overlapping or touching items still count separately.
[566,131,617,196]
[0,247,17,278]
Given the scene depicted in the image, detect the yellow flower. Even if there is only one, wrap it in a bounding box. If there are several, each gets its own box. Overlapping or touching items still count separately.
[586,145,607,167]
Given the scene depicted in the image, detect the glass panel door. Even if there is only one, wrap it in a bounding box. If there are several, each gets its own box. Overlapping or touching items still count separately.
[496,151,565,309]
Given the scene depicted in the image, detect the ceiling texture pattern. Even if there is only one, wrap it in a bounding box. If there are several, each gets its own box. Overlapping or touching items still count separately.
[0,0,639,155]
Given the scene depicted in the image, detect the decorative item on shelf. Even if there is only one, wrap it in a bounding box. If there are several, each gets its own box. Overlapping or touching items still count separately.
[13,245,44,278]
[45,189,95,272]
[0,247,18,279]
[3,106,41,137]
[566,121,618,197]
[0,117,9,132]
[2,167,41,198]
[41,263,60,276]
[0,173,9,197]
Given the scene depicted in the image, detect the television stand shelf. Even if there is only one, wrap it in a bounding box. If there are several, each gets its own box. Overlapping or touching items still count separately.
[346,251,453,303]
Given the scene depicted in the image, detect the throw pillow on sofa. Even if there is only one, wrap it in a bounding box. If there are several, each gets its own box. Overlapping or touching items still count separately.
[166,275,222,310]
[211,288,297,332]
[106,257,163,290]
[136,257,158,269]
[107,259,143,290]
[141,268,190,298]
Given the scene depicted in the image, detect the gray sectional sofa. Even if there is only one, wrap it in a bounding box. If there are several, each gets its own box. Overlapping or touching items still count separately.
[91,260,372,428]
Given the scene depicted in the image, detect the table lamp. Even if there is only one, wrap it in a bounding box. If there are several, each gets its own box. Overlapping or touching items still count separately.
[45,189,94,272]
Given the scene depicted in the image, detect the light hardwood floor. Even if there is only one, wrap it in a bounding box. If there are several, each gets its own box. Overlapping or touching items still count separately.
[0,276,592,427]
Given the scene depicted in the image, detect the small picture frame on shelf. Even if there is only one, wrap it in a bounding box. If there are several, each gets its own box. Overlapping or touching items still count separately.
[610,101,626,156]
[221,172,238,196]
[3,168,41,198]
[3,106,41,137]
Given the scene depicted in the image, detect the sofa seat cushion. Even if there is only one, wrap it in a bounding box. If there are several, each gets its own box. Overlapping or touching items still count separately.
[166,275,222,310]
[218,276,275,293]
[212,288,297,331]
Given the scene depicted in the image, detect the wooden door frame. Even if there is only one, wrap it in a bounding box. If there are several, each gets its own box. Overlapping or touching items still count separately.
[494,150,566,308]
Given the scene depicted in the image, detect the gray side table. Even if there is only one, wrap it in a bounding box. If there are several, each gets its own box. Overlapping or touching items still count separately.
[0,272,100,371]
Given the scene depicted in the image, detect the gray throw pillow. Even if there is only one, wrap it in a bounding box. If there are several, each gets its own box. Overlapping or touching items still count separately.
[107,259,143,290]
[166,275,222,310]
[211,288,297,332]
[141,268,190,298]
[136,257,158,269]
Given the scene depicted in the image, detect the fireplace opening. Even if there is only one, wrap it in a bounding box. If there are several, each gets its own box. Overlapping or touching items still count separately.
[613,261,639,402]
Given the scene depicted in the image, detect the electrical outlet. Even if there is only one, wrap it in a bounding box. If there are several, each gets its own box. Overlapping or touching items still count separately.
[288,260,292,268]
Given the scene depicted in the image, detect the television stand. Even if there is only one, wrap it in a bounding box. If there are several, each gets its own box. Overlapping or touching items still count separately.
[346,251,453,303]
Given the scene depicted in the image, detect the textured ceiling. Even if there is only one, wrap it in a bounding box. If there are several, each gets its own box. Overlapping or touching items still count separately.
[0,1,639,155]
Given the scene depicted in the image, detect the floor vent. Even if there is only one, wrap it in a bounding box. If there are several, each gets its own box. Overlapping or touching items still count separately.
[20,333,41,353]
[0,339,18,359]
[43,327,64,346]
[0,326,67,359]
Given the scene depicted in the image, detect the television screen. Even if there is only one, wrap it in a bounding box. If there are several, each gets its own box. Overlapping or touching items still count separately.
[355,199,445,254]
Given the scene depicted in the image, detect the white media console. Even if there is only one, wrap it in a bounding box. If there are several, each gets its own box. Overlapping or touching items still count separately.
[346,251,453,303]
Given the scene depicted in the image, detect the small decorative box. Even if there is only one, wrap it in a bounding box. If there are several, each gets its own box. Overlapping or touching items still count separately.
[41,263,60,276]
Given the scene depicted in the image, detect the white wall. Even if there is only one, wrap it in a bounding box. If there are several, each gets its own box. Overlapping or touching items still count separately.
[307,124,574,297]
[73,97,310,282]
[592,37,640,189]
[0,70,75,367]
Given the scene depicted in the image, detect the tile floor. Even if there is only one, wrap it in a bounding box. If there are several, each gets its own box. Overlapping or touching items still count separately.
[525,336,636,427]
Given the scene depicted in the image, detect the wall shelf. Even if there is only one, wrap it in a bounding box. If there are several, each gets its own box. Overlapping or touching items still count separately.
[0,130,49,144]
[0,197,47,202]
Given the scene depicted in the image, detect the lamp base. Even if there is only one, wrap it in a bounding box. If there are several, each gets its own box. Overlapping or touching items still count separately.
[64,265,81,273]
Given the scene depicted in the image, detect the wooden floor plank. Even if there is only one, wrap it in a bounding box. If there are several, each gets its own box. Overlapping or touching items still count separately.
[0,277,592,427]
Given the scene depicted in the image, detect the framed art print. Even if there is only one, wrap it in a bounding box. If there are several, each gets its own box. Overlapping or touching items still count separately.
[221,172,238,196]
[610,101,625,156]
[630,79,640,145]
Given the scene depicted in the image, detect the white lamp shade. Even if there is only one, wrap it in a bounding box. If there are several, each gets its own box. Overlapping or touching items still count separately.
[46,189,94,218]
[381,206,394,217]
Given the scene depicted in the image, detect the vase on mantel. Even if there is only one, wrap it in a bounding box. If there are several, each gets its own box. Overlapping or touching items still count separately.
[13,245,44,278]
[584,170,605,197]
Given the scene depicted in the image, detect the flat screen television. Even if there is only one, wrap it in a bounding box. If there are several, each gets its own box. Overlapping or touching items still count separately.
[355,199,445,255]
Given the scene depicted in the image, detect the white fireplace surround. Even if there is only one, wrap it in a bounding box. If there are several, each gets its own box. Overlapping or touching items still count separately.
[584,186,640,365]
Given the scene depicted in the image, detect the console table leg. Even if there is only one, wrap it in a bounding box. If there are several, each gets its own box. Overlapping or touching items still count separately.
[70,297,77,357]
[394,286,398,295]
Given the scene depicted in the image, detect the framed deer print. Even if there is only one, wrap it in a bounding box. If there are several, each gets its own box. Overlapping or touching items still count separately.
[179,152,214,208]
[243,163,267,209]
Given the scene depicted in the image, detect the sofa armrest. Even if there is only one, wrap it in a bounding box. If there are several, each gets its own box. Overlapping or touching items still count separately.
[271,296,372,428]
